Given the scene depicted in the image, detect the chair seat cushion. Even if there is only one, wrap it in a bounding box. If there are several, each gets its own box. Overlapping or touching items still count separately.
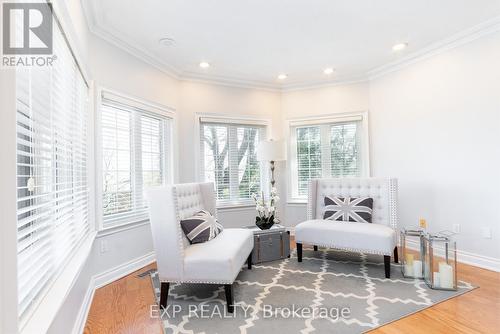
[183,228,253,283]
[295,220,396,255]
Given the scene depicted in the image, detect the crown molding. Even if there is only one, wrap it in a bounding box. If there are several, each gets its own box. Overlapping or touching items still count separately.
[280,74,369,92]
[90,25,181,80]
[81,0,181,80]
[179,71,281,92]
[368,15,500,80]
[80,0,370,92]
[82,0,500,92]
[179,71,370,93]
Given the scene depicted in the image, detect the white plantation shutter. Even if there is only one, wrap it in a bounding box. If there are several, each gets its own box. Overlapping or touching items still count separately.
[199,120,266,205]
[100,95,172,227]
[290,117,365,198]
[295,126,322,197]
[330,122,361,177]
[15,16,89,323]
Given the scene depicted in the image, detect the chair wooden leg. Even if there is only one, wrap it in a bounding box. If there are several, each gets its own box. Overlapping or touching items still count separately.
[224,284,234,313]
[297,243,303,262]
[384,255,391,278]
[247,251,252,270]
[160,282,170,309]
[313,245,318,251]
[393,246,399,263]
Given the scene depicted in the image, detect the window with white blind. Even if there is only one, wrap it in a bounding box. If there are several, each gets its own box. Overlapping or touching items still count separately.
[15,13,90,324]
[199,118,266,206]
[289,114,369,199]
[100,92,173,228]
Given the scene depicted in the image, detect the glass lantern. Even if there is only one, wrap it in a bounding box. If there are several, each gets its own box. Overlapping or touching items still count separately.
[422,232,457,290]
[400,229,425,279]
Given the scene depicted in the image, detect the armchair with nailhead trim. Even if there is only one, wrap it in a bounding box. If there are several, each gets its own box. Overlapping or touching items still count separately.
[295,178,399,278]
[146,182,254,313]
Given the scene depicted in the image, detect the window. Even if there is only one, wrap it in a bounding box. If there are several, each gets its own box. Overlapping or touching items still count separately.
[199,118,266,206]
[15,14,89,324]
[289,114,369,199]
[100,92,173,228]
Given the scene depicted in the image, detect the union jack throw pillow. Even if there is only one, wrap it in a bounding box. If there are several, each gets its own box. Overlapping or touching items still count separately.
[180,210,224,244]
[323,196,374,223]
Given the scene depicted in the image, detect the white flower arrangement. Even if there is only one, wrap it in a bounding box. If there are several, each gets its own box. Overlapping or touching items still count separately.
[252,189,280,229]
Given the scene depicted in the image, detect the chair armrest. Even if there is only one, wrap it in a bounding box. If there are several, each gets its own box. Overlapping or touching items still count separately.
[146,186,185,282]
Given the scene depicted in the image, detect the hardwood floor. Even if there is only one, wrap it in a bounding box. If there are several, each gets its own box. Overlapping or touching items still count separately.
[84,263,162,334]
[84,243,500,334]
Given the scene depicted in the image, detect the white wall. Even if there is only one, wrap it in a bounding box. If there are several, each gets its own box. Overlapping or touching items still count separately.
[369,31,500,261]
[89,37,179,110]
[281,82,370,119]
[279,34,500,266]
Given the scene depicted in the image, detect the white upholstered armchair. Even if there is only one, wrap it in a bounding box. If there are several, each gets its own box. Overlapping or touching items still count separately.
[146,182,254,312]
[295,178,399,278]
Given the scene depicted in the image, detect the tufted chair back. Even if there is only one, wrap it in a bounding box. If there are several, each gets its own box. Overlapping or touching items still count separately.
[146,182,216,282]
[307,178,398,229]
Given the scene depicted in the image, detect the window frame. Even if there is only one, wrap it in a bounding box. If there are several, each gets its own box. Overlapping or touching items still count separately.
[195,113,271,208]
[95,88,176,231]
[286,111,370,203]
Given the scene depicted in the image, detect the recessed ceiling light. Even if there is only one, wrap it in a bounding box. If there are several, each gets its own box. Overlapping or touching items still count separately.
[277,73,288,80]
[392,43,408,51]
[199,62,210,68]
[324,68,334,75]
[158,37,175,47]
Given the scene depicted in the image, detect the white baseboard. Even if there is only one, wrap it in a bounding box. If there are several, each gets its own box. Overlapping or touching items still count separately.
[405,239,500,272]
[93,251,156,289]
[289,227,498,272]
[72,251,156,334]
[455,249,500,272]
[71,277,95,334]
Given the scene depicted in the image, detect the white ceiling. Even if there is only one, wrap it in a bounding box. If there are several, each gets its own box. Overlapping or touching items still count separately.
[84,0,500,89]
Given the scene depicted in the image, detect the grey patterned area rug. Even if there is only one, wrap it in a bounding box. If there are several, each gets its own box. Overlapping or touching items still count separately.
[150,248,474,334]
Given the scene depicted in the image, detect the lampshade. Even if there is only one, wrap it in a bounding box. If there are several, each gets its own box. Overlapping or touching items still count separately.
[257,139,287,162]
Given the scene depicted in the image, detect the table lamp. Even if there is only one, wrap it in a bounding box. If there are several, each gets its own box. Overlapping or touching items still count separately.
[257,139,287,188]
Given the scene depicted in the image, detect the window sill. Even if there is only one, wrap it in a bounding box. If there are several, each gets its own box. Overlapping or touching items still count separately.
[20,232,96,334]
[217,203,255,211]
[287,199,307,205]
[97,205,256,235]
[97,219,150,238]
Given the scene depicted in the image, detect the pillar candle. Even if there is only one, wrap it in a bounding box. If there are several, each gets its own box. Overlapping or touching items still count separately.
[405,254,414,265]
[413,260,423,278]
[433,272,441,288]
[404,264,413,276]
[439,262,454,289]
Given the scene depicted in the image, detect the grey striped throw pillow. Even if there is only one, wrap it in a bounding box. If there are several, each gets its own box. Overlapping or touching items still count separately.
[180,210,223,244]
